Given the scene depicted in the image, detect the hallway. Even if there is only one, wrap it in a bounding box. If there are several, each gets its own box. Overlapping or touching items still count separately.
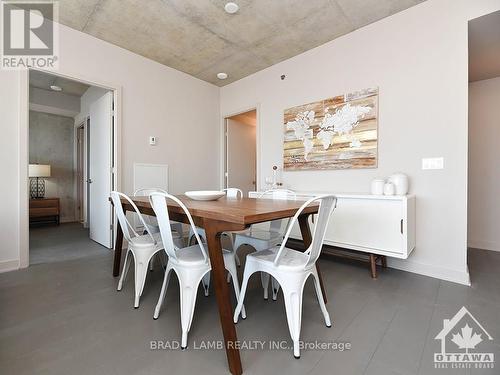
[29,223,109,265]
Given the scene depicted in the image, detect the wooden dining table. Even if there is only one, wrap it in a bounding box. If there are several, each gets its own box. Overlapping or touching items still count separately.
[111,195,327,375]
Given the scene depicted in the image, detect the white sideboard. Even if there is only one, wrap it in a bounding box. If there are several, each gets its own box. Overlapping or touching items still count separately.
[249,192,416,260]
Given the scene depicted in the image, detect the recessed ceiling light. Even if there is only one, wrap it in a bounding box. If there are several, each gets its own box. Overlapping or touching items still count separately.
[224,2,239,14]
[217,72,228,80]
[50,85,62,91]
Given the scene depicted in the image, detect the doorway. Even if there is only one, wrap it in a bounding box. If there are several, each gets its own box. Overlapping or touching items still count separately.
[26,69,118,265]
[467,11,500,278]
[224,109,257,196]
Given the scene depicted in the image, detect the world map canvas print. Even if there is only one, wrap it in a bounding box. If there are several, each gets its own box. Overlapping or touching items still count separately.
[283,87,378,171]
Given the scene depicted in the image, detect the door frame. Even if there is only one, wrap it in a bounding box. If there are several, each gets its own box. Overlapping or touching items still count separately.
[19,68,122,268]
[75,123,85,224]
[220,105,260,193]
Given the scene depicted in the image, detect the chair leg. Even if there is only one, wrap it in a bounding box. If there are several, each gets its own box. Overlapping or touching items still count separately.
[231,236,242,268]
[133,253,150,309]
[232,237,244,258]
[233,265,253,323]
[227,263,246,319]
[201,272,210,297]
[117,249,132,291]
[261,272,270,300]
[153,263,172,319]
[282,282,305,359]
[158,251,167,269]
[312,271,331,327]
[179,270,206,349]
[271,277,280,301]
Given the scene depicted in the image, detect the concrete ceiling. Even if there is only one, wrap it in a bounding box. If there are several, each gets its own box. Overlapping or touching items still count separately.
[469,10,500,82]
[56,0,425,86]
[29,70,90,96]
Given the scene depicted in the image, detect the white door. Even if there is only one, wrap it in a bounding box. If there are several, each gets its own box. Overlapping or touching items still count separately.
[226,118,256,196]
[89,91,113,248]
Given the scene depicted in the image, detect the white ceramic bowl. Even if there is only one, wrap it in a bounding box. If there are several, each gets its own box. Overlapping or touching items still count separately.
[185,190,226,201]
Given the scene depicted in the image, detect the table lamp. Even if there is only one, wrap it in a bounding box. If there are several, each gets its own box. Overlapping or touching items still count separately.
[29,164,51,199]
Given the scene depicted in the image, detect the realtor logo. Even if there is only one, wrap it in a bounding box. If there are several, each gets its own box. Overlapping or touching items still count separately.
[434,306,494,370]
[1,0,59,69]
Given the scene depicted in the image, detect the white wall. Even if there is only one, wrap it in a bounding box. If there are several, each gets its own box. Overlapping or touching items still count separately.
[468,76,500,251]
[0,23,219,272]
[0,73,22,272]
[74,86,108,126]
[220,0,500,285]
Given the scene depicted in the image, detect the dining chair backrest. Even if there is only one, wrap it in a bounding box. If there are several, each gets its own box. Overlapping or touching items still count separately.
[134,188,168,228]
[258,189,297,233]
[273,194,337,269]
[223,188,243,199]
[110,191,157,245]
[134,188,168,196]
[149,192,208,262]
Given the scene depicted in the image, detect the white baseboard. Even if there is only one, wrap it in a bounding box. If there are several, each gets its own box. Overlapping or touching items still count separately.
[0,259,20,273]
[388,258,471,286]
[468,240,500,252]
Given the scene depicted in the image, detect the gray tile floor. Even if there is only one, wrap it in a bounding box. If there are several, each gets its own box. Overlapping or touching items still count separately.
[29,222,108,265]
[1,229,499,374]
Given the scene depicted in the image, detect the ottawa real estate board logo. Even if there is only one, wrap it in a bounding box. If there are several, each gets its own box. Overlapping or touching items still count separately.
[1,1,59,69]
[434,306,494,370]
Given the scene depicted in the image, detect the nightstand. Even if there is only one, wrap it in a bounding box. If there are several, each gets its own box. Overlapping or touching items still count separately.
[29,198,60,225]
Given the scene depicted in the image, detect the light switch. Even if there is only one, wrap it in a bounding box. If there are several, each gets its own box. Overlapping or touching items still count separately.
[149,136,156,146]
[422,157,444,170]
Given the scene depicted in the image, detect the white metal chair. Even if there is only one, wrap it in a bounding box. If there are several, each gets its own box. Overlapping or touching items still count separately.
[233,194,337,359]
[134,188,184,238]
[111,191,165,308]
[232,189,297,300]
[134,188,184,270]
[187,188,243,246]
[149,192,246,349]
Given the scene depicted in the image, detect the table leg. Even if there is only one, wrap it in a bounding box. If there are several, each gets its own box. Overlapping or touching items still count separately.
[204,219,242,375]
[298,213,328,303]
[369,254,378,279]
[113,220,124,277]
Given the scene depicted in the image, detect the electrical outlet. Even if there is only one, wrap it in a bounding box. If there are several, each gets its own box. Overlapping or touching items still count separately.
[149,136,156,146]
[422,157,444,170]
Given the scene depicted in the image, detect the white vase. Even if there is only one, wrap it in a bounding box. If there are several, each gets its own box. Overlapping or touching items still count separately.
[388,173,409,195]
[383,182,395,196]
[371,179,385,195]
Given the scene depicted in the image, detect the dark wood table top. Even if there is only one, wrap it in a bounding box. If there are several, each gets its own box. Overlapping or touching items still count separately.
[125,195,318,225]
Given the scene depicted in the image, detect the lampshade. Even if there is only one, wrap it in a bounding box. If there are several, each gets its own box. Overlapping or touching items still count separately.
[29,164,51,178]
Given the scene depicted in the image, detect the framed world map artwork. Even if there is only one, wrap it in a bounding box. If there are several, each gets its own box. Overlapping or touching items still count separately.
[283,87,378,171]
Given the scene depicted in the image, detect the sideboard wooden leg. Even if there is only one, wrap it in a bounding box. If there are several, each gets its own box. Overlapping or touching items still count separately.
[369,254,377,279]
[381,255,387,268]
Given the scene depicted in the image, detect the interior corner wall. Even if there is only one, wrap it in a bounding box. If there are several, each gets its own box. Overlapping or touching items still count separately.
[219,0,500,285]
[0,22,220,272]
[468,76,500,252]
[29,111,76,222]
[74,86,108,126]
